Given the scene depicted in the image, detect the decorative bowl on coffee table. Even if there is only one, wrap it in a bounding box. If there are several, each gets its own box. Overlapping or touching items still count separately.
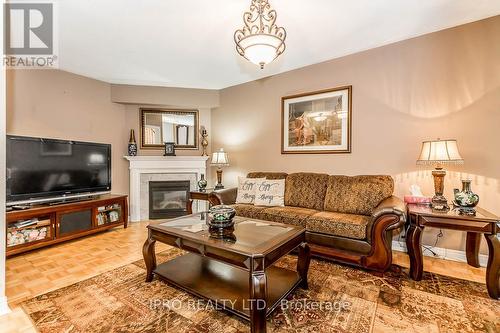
[208,205,236,229]
[208,226,237,243]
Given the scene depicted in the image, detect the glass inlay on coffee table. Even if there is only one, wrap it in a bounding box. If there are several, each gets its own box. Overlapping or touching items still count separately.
[143,213,311,333]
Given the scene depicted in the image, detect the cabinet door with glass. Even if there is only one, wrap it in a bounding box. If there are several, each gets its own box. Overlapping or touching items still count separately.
[7,214,55,249]
[95,203,123,227]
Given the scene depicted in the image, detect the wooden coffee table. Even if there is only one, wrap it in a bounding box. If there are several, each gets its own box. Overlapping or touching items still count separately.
[143,213,311,333]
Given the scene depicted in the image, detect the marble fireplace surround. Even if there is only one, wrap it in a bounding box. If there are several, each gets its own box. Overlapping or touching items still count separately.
[124,156,209,222]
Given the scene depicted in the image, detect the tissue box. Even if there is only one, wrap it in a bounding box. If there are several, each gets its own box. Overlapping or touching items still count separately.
[404,195,432,204]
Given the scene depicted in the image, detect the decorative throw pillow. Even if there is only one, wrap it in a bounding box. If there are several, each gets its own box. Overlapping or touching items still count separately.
[235,177,265,204]
[254,179,286,207]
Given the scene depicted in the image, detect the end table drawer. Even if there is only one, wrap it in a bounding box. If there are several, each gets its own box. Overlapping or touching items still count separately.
[420,216,493,233]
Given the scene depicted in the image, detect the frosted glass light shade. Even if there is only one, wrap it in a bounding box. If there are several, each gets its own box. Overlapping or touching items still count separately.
[416,139,464,165]
[238,34,282,68]
[211,148,229,166]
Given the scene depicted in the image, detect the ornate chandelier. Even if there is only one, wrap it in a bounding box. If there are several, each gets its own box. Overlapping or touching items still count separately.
[234,0,286,69]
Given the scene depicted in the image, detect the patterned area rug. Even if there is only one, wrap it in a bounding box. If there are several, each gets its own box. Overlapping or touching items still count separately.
[22,248,499,332]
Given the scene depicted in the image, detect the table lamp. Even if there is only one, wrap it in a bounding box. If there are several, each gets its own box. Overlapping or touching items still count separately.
[211,148,229,190]
[416,139,464,210]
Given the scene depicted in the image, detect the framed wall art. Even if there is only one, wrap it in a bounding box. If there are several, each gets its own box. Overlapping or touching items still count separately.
[281,86,352,154]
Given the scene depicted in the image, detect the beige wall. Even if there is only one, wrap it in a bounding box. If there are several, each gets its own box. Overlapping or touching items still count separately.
[113,84,218,158]
[6,69,130,195]
[212,16,500,253]
[6,70,217,197]
[111,84,219,109]
[123,104,212,158]
[5,17,499,254]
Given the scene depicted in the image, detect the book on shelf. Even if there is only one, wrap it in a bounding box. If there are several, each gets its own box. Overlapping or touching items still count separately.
[9,218,52,230]
[12,218,39,228]
[97,213,105,225]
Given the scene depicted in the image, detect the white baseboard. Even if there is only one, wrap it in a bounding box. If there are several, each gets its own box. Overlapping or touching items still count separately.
[392,240,488,268]
[0,296,11,316]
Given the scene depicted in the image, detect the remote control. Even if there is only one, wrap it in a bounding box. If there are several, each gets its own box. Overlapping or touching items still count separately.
[12,205,31,210]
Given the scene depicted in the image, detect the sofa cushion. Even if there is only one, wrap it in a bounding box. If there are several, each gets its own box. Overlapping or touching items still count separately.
[306,211,370,240]
[230,204,267,220]
[247,172,288,180]
[235,177,265,204]
[260,206,318,228]
[254,179,286,206]
[284,173,329,210]
[324,175,394,215]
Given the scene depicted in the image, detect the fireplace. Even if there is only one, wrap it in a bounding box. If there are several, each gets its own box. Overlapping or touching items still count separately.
[148,180,190,219]
[125,156,208,221]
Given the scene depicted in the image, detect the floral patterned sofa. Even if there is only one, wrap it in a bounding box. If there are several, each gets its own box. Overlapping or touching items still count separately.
[211,172,406,272]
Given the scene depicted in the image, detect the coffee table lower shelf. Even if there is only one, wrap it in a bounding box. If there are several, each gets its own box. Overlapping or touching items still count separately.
[153,253,302,319]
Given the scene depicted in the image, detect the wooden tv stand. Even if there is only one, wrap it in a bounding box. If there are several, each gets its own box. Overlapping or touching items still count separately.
[6,194,128,257]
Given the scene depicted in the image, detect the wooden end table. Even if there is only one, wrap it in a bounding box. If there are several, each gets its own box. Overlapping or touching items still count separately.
[406,204,499,299]
[186,189,219,214]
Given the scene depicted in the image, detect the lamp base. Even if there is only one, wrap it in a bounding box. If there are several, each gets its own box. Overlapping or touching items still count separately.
[431,195,449,211]
[431,168,449,211]
[214,168,224,190]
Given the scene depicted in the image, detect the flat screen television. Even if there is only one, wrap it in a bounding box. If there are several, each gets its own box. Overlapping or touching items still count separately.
[6,135,111,204]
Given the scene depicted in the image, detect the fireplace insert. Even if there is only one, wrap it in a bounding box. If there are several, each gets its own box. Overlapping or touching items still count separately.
[148,180,190,219]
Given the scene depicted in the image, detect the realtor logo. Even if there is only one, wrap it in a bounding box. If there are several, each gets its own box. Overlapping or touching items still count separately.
[4,1,58,68]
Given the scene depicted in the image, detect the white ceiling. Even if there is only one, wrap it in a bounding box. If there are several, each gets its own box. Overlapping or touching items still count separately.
[58,0,500,89]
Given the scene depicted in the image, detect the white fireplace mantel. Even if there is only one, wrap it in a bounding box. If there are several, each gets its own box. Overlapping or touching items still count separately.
[124,155,209,221]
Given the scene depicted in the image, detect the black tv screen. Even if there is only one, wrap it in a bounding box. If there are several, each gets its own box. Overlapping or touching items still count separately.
[7,135,111,203]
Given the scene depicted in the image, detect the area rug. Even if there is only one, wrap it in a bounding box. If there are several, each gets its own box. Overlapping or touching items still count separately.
[21,248,499,333]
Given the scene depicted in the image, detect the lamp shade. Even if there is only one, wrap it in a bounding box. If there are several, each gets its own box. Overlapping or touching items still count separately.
[211,148,229,166]
[416,139,464,165]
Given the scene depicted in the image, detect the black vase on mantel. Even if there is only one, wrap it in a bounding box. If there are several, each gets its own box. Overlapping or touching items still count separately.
[197,174,208,191]
[128,129,137,156]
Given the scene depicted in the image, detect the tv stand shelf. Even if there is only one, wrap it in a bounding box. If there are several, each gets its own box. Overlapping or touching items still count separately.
[6,194,128,257]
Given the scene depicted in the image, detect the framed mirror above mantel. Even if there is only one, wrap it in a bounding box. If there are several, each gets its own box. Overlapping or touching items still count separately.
[140,108,199,150]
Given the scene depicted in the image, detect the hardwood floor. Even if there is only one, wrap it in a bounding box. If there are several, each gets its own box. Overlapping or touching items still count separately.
[392,249,486,284]
[6,221,169,306]
[1,221,487,332]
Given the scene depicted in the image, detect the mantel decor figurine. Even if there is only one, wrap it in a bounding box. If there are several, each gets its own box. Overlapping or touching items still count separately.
[197,174,208,192]
[128,129,137,156]
[201,127,208,157]
[163,142,176,156]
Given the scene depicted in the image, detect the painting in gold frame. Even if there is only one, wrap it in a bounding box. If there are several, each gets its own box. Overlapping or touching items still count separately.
[281,86,352,154]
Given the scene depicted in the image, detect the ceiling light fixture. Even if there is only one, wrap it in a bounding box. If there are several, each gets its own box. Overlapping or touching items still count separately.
[234,0,286,69]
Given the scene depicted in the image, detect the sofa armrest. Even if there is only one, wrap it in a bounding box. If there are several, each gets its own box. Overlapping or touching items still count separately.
[209,187,238,205]
[363,196,406,271]
[371,196,406,230]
